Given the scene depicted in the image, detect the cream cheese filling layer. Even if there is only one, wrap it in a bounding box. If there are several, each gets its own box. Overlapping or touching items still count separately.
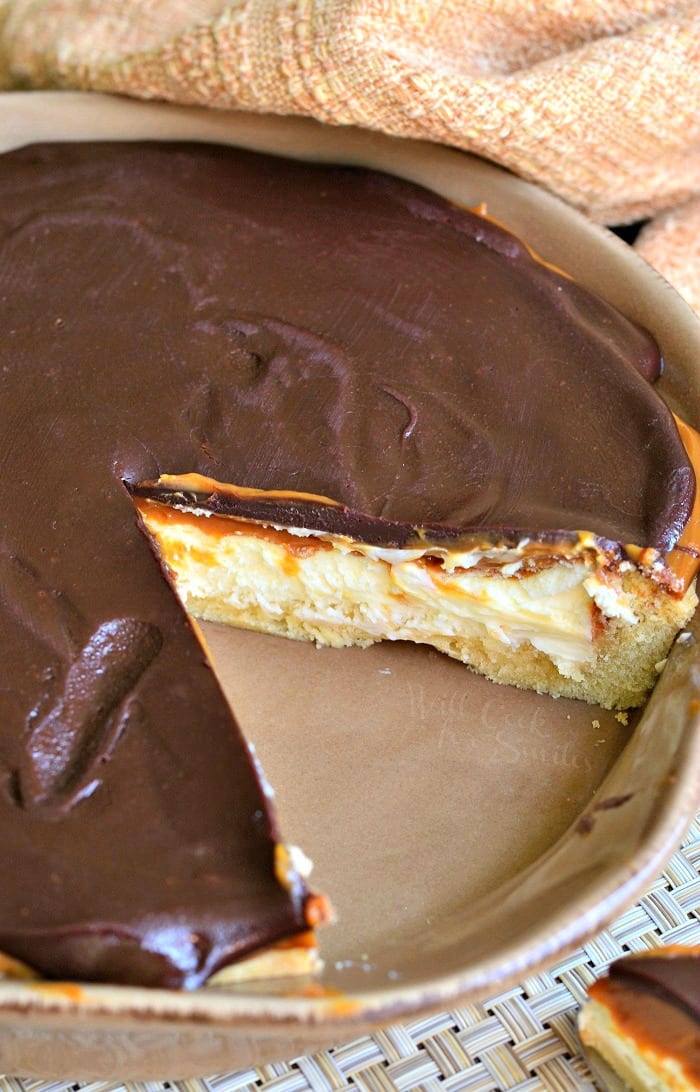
[136,500,657,682]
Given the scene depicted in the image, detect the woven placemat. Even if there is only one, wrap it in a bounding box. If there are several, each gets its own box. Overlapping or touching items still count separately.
[1,814,699,1092]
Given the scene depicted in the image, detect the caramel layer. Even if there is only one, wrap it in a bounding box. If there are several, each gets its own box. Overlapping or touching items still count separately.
[669,416,700,588]
[589,976,700,1084]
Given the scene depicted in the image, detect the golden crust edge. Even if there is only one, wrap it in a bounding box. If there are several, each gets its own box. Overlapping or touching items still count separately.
[579,996,698,1092]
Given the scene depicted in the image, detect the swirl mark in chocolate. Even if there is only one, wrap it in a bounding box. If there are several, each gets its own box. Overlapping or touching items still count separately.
[19,619,163,816]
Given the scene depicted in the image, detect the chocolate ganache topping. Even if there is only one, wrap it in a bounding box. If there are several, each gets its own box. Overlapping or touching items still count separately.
[610,952,700,1023]
[0,141,694,988]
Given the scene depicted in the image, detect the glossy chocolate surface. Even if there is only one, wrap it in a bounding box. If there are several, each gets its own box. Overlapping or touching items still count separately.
[610,951,700,1022]
[0,142,693,988]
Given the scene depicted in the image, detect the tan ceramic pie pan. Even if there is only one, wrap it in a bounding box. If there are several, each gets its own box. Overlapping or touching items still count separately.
[1,92,699,1080]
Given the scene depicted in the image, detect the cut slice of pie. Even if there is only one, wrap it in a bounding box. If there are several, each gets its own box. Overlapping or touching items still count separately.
[579,947,700,1091]
[134,462,699,712]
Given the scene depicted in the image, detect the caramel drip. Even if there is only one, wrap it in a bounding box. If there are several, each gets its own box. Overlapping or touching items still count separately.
[469,201,574,282]
[30,982,86,1004]
[155,473,342,509]
[669,415,700,588]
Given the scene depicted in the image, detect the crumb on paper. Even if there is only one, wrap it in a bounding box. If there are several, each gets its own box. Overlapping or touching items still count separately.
[592,719,600,729]
[677,630,694,645]
[655,658,668,673]
[614,711,629,725]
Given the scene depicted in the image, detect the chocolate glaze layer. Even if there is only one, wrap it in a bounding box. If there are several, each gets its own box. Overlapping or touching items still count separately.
[610,952,700,1023]
[109,147,693,555]
[0,141,693,988]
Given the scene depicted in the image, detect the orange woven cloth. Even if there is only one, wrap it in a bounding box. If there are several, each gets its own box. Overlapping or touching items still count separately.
[1,0,699,311]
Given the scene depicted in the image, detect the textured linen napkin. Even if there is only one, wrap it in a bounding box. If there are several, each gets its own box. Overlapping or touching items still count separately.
[1,0,699,311]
